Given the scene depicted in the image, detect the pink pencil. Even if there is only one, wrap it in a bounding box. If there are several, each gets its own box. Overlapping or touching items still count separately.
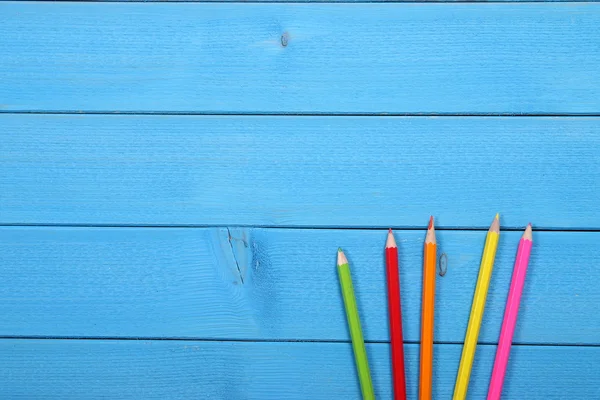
[487,224,533,400]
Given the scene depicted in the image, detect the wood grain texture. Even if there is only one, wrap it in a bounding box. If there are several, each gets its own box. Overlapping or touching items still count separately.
[2,115,599,228]
[1,3,600,114]
[0,340,598,400]
[1,227,597,344]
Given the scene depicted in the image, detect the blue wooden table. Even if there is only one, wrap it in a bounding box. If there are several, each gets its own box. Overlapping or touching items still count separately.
[1,1,599,399]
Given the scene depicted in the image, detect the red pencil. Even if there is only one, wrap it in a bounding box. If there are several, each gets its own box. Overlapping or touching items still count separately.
[386,229,407,400]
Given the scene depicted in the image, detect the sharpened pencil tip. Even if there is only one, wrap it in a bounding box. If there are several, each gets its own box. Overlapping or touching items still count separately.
[495,213,500,220]
[337,248,348,266]
[523,224,533,241]
[425,216,436,244]
[386,229,397,248]
[489,213,500,233]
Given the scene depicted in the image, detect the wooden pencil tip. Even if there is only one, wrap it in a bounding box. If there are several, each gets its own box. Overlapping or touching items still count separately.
[425,217,436,244]
[386,229,397,248]
[489,214,500,233]
[337,248,348,266]
[495,213,500,220]
[523,224,533,241]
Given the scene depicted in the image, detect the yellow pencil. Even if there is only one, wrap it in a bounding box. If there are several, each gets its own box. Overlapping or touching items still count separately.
[453,214,500,400]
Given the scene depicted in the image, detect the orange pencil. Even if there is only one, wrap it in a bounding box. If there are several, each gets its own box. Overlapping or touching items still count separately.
[419,216,437,400]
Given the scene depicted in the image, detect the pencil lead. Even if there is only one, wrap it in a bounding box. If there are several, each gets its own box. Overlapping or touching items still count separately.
[428,216,434,230]
[495,213,500,220]
[338,247,343,253]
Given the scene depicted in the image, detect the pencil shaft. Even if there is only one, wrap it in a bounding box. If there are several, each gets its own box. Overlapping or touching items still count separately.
[386,246,407,400]
[453,230,500,400]
[487,237,533,400]
[338,262,375,400]
[419,242,437,400]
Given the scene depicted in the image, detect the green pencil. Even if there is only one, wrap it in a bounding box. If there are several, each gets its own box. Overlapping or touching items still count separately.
[337,248,375,400]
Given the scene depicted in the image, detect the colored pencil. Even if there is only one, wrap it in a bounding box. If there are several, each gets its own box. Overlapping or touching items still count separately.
[453,214,501,400]
[487,224,533,400]
[419,216,437,400]
[386,229,407,400]
[337,248,375,400]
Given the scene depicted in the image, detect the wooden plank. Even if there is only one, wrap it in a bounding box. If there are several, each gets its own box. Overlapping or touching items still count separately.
[2,115,599,229]
[1,3,600,114]
[0,339,597,399]
[1,227,597,344]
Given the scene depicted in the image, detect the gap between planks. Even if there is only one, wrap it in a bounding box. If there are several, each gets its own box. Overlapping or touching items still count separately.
[1,224,599,232]
[0,336,597,348]
[2,111,600,117]
[3,1,598,4]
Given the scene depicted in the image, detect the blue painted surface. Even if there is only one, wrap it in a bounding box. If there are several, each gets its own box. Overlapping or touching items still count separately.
[0,341,598,399]
[1,3,600,114]
[1,227,598,345]
[2,115,599,229]
[1,1,599,399]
